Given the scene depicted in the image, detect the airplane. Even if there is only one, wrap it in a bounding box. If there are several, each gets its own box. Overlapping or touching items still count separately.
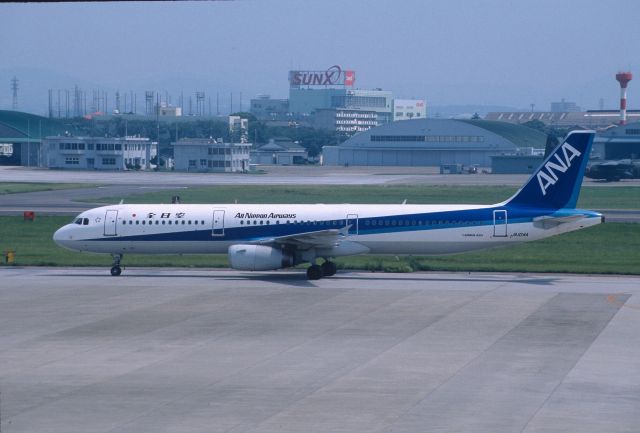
[585,159,640,182]
[54,131,602,280]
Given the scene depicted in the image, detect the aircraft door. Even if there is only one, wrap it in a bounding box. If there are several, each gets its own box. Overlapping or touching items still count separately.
[104,210,118,236]
[346,214,358,236]
[212,209,225,236]
[493,210,508,237]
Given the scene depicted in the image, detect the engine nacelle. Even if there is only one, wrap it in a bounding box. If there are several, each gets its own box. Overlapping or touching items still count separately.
[228,244,295,271]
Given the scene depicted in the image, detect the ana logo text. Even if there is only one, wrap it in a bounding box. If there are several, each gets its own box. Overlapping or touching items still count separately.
[536,142,582,196]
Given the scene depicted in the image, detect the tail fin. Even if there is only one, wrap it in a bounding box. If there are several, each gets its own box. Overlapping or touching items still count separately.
[505,131,594,209]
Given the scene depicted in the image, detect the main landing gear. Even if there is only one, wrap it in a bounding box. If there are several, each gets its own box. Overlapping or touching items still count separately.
[110,254,123,276]
[306,260,337,280]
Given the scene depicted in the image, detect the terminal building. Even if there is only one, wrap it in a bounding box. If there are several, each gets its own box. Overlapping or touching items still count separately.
[172,138,251,172]
[43,136,156,170]
[322,119,547,167]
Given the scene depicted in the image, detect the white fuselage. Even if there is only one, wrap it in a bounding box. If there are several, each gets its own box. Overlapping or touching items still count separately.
[53,203,602,256]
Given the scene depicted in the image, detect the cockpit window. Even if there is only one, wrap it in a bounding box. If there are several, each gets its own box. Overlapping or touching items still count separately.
[83,218,89,225]
[74,218,82,225]
[73,217,90,225]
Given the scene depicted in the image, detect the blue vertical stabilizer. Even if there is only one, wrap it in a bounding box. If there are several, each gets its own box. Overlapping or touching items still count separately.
[505,131,594,210]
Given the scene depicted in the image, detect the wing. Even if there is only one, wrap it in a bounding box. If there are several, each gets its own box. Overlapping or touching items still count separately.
[256,227,350,249]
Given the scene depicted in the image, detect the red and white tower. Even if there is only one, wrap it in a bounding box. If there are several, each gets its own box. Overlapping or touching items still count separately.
[616,71,632,125]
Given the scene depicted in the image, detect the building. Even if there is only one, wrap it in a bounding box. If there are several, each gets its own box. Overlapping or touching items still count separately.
[485,110,640,129]
[550,99,581,112]
[290,88,393,122]
[592,122,640,160]
[250,95,290,120]
[43,136,156,170]
[322,119,547,167]
[158,105,182,117]
[313,108,378,134]
[172,138,251,172]
[250,138,308,165]
[285,66,393,135]
[228,115,249,143]
[393,99,426,121]
[0,110,70,166]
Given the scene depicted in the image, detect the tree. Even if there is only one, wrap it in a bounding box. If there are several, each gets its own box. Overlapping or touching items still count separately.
[522,119,546,133]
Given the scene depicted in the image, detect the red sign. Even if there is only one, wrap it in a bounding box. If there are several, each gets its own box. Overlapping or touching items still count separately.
[344,70,355,86]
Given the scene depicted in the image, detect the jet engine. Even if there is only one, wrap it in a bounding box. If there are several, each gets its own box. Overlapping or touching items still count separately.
[228,244,295,271]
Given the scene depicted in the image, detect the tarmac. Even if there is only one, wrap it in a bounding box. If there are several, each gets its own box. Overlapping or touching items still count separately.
[1,268,639,433]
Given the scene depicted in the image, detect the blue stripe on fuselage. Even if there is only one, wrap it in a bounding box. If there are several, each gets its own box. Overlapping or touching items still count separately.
[88,206,599,243]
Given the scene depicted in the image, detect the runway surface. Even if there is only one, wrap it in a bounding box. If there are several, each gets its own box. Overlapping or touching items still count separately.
[1,268,639,433]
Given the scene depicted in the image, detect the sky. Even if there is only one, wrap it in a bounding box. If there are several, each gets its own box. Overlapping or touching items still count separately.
[1,0,639,115]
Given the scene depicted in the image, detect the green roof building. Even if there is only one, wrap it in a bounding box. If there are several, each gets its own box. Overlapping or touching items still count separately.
[322,118,547,168]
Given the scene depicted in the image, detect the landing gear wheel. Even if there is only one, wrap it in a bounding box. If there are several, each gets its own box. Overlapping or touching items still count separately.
[306,264,323,280]
[321,261,337,277]
[110,254,123,276]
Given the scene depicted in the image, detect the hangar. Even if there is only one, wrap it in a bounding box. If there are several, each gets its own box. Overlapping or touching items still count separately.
[0,110,68,166]
[592,122,640,159]
[322,119,547,167]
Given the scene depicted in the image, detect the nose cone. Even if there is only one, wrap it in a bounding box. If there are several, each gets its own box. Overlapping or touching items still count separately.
[53,225,76,251]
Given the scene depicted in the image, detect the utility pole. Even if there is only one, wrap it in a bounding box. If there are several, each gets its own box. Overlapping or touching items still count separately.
[156,92,160,171]
[11,76,18,110]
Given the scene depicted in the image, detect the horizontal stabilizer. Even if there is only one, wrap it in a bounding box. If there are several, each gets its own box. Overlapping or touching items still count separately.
[533,214,585,228]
